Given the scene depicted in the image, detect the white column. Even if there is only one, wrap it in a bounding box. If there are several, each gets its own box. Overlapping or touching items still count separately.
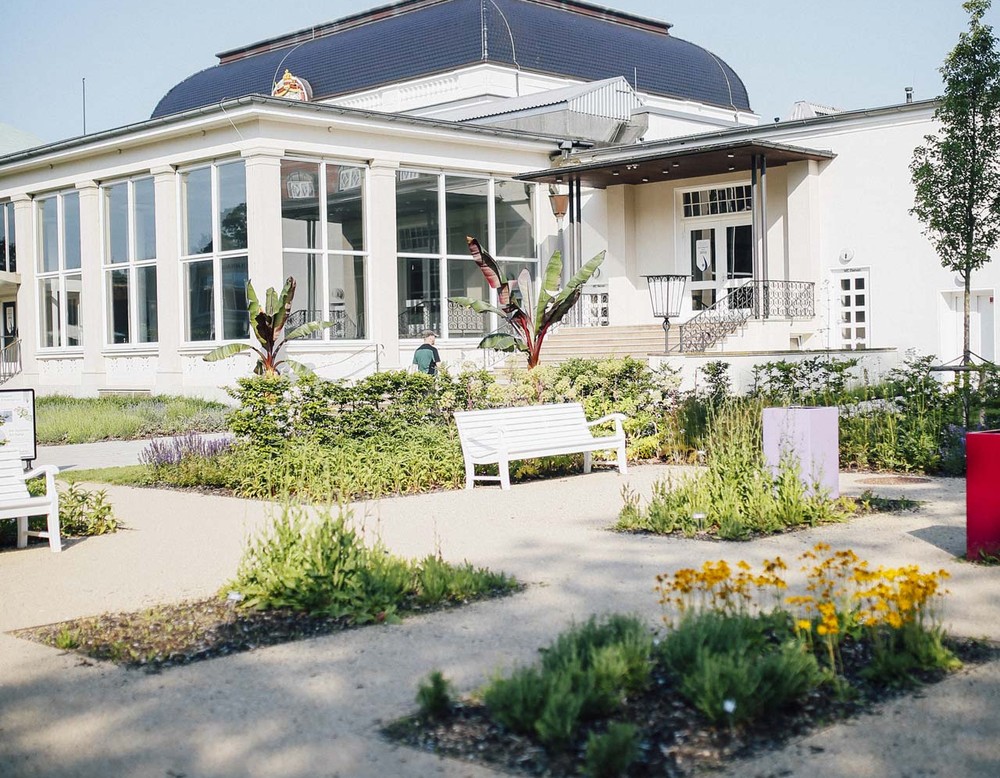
[77,181,104,393]
[11,194,38,383]
[242,147,285,295]
[368,160,400,368]
[785,160,822,283]
[152,165,182,393]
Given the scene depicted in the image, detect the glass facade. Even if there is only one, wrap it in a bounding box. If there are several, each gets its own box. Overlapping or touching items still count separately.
[280,159,367,340]
[395,170,537,338]
[102,176,158,344]
[36,190,83,348]
[181,160,248,342]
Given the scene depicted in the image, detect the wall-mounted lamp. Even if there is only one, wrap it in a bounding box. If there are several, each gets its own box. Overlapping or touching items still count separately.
[642,274,689,352]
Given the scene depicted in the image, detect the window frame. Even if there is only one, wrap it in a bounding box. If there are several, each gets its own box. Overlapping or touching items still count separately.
[280,156,370,343]
[100,175,158,348]
[0,201,15,273]
[177,159,249,345]
[395,169,539,340]
[35,189,83,351]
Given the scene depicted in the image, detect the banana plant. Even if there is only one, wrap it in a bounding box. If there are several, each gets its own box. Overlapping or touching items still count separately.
[203,277,333,376]
[451,236,605,368]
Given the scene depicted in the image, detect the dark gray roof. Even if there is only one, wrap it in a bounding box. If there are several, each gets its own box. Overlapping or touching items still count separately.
[151,0,751,119]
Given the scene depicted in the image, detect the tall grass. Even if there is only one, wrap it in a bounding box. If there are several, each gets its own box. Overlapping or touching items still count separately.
[617,400,846,539]
[36,394,227,444]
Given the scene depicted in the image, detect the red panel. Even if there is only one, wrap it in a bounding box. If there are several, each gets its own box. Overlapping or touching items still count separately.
[966,431,1000,559]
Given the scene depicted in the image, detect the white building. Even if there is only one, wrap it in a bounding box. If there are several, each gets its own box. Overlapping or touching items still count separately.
[0,0,990,398]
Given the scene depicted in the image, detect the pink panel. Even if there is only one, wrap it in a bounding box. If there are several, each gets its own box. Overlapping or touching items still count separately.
[762,406,840,498]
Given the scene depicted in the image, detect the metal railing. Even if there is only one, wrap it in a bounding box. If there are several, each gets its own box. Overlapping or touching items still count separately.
[285,308,360,340]
[0,338,21,383]
[678,280,815,353]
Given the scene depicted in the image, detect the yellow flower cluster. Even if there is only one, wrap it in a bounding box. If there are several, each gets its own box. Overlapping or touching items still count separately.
[655,557,787,620]
[852,564,950,630]
[656,543,950,641]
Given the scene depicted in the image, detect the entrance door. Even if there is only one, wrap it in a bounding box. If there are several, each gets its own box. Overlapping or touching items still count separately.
[686,223,754,312]
[941,291,995,362]
[1,301,15,351]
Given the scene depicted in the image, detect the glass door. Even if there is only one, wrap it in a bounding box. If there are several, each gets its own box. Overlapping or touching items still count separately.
[686,222,754,312]
[688,227,717,310]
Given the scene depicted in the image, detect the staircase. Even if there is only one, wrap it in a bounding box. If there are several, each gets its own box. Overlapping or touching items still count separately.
[0,339,20,384]
[526,325,677,365]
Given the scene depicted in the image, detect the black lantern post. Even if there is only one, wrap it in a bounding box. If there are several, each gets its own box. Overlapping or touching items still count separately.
[642,274,688,352]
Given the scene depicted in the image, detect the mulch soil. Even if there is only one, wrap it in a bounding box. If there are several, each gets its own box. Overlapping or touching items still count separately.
[382,638,998,777]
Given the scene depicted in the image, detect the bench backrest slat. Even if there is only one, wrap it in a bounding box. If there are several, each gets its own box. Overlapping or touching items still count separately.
[455,403,596,447]
[0,445,29,501]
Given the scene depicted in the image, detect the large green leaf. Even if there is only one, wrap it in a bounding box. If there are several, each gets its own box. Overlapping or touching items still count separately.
[517,268,535,330]
[540,285,584,332]
[246,281,268,349]
[284,358,315,377]
[535,249,563,326]
[273,277,296,333]
[202,342,255,362]
[286,320,334,340]
[477,333,522,352]
[265,287,278,318]
[450,297,505,317]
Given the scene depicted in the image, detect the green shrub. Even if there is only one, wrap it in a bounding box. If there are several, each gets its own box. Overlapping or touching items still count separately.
[482,615,652,745]
[583,722,640,778]
[659,610,821,726]
[416,670,454,719]
[616,401,846,538]
[230,504,516,622]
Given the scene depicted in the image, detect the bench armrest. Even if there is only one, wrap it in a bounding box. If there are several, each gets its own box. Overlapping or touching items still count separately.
[587,413,627,436]
[24,464,59,497]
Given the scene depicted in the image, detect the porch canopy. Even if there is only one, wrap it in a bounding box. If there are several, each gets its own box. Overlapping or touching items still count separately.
[516,138,835,306]
[516,138,834,189]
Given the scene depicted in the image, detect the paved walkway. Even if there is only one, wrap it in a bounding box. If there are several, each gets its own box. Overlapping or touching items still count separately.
[1,443,998,777]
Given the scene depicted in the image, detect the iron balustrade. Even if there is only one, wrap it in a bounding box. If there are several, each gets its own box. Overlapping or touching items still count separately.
[0,338,21,383]
[678,280,814,352]
[285,308,361,340]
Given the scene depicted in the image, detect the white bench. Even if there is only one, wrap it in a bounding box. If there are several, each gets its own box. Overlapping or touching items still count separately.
[0,444,61,552]
[454,403,628,490]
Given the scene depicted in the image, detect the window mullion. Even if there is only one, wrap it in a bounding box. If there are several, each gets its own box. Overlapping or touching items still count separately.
[438,173,448,338]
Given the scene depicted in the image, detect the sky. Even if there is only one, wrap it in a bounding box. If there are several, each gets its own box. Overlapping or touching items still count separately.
[2,0,996,145]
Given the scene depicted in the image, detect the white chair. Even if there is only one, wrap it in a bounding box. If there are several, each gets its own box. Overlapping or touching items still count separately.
[0,444,61,552]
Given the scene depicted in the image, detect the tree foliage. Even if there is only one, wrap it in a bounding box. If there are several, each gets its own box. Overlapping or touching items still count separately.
[910,0,1000,363]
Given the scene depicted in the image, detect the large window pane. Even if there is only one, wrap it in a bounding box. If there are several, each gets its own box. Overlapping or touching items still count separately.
[447,259,490,337]
[106,183,128,264]
[495,180,535,258]
[39,198,59,272]
[107,269,129,344]
[327,165,365,252]
[283,252,323,332]
[219,161,247,251]
[0,206,7,272]
[137,265,158,343]
[183,167,213,255]
[40,278,59,347]
[445,176,488,255]
[65,274,82,346]
[221,256,248,340]
[187,260,214,341]
[134,178,156,261]
[63,192,81,270]
[281,161,320,250]
[329,255,365,339]
[396,171,439,253]
[727,225,753,280]
[398,258,440,337]
[5,203,13,271]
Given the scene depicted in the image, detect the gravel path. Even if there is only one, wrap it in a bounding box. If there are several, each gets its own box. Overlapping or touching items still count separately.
[1,454,998,778]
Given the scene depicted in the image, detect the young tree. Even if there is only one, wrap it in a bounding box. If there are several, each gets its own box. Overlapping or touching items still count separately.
[911,0,1000,366]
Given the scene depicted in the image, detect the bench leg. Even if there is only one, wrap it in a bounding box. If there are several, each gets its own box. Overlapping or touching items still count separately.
[46,508,62,553]
[464,459,475,490]
[583,451,592,474]
[15,516,27,548]
[499,457,511,490]
[617,443,628,475]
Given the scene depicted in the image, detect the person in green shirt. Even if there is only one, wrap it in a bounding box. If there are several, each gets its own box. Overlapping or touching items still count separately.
[411,329,441,375]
